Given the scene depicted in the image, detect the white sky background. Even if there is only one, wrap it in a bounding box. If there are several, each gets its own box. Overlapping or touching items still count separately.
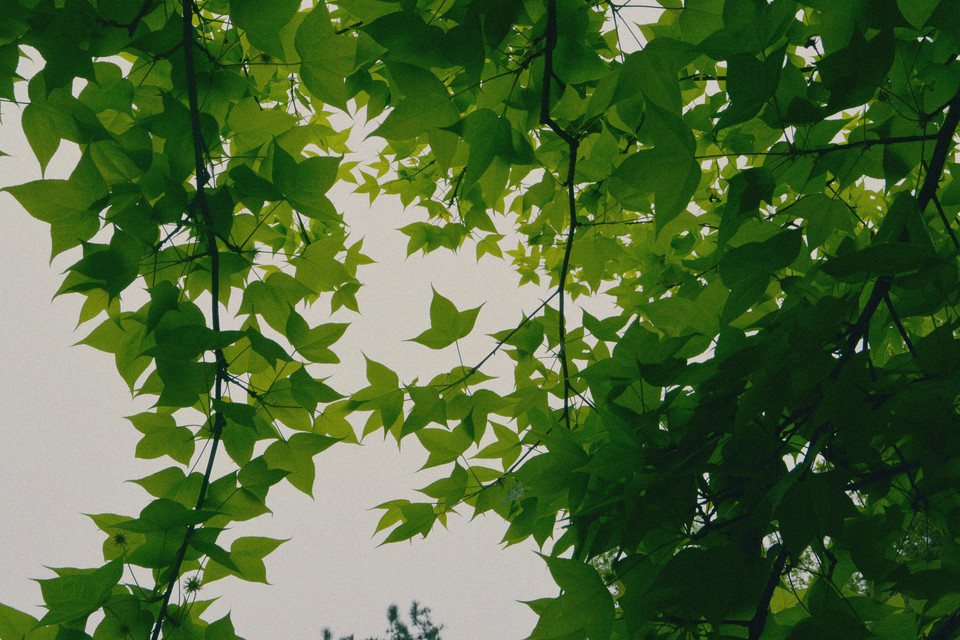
[0,5,661,639]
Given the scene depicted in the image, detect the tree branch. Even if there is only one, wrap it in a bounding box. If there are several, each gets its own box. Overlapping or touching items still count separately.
[839,87,960,366]
[541,0,579,428]
[696,133,939,161]
[151,2,228,636]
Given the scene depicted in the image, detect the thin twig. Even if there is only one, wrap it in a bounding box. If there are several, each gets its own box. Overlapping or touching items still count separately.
[439,290,560,392]
[696,133,939,161]
[882,290,916,357]
[931,193,960,256]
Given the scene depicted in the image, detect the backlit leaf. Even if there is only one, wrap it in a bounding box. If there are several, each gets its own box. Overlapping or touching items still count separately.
[35,559,123,627]
[230,0,300,60]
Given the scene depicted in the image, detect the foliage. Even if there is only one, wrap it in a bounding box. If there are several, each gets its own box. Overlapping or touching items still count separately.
[2,0,960,639]
[322,601,442,640]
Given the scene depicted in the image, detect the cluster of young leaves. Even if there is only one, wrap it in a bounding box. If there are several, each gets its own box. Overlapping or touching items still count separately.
[5,0,960,639]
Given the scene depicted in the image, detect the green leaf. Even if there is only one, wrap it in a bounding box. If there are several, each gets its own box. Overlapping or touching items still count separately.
[142,325,245,361]
[615,39,690,115]
[129,467,202,505]
[313,400,358,443]
[228,164,282,213]
[897,0,940,29]
[230,0,300,60]
[0,603,54,640]
[34,559,123,627]
[190,529,240,573]
[792,194,854,248]
[419,463,468,506]
[410,288,483,350]
[227,98,297,155]
[527,556,614,640]
[610,104,700,228]
[239,456,290,492]
[377,502,437,544]
[263,433,339,496]
[821,243,938,278]
[719,229,803,292]
[402,387,447,437]
[154,359,217,408]
[295,2,355,110]
[716,48,785,129]
[128,411,195,465]
[374,62,459,140]
[876,192,934,250]
[642,293,718,337]
[244,328,294,368]
[66,231,143,300]
[416,426,471,468]
[238,272,313,333]
[4,179,98,258]
[203,536,287,584]
[271,143,342,219]
[776,474,858,556]
[293,238,352,294]
[290,367,344,413]
[363,10,448,68]
[443,109,514,193]
[286,310,348,363]
[475,422,521,468]
[816,27,895,111]
[206,614,242,640]
[349,357,404,433]
[116,498,213,533]
[22,103,60,174]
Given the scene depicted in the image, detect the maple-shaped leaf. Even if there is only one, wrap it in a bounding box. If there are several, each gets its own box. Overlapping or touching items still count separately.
[410,288,483,350]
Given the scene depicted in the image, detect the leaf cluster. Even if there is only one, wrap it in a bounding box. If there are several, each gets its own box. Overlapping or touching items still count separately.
[3,0,960,639]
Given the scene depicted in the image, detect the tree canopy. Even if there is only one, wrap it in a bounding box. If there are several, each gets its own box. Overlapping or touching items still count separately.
[323,601,443,640]
[2,0,960,639]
